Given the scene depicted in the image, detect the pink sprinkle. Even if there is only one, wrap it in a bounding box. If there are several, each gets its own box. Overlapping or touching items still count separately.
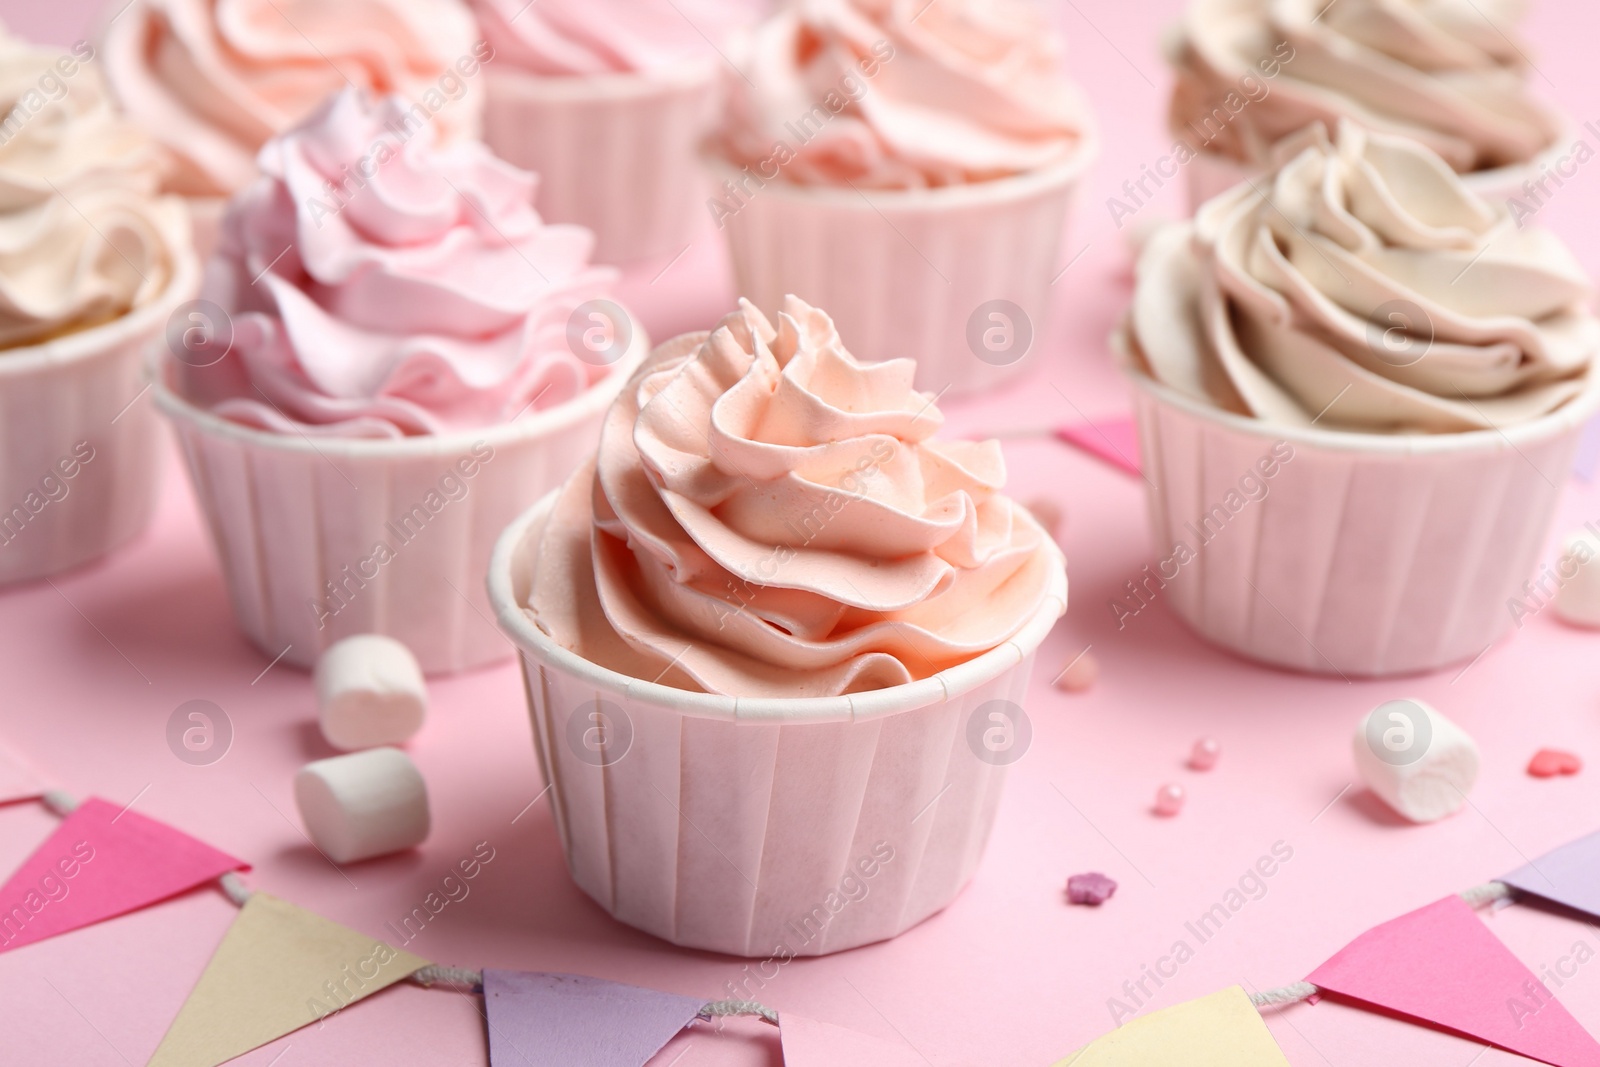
[1053,650,1098,693]
[1189,737,1221,771]
[1154,783,1185,817]
[1066,872,1118,906]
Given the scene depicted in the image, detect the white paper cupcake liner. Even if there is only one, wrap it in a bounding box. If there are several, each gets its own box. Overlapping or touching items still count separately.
[154,334,646,676]
[1125,366,1600,677]
[714,141,1096,400]
[482,63,720,264]
[0,248,199,586]
[1184,126,1577,212]
[488,495,1067,957]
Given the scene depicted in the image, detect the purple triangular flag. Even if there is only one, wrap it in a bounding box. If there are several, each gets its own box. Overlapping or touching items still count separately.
[1504,831,1600,920]
[482,971,706,1067]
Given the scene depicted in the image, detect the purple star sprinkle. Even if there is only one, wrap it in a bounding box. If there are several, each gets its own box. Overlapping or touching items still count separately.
[1066,872,1117,906]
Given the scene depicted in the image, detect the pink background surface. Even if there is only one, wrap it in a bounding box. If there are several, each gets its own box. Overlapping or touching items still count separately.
[4,2,1600,1065]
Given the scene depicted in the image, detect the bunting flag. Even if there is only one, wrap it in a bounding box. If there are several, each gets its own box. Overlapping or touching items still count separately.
[149,892,428,1067]
[1052,987,1291,1066]
[1307,896,1600,1067]
[780,1013,933,1067]
[1057,417,1142,477]
[1503,832,1600,921]
[0,796,244,954]
[482,970,707,1067]
[0,738,45,805]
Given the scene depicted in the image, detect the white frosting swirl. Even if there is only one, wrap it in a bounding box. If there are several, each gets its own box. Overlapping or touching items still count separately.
[1125,124,1598,433]
[0,30,187,349]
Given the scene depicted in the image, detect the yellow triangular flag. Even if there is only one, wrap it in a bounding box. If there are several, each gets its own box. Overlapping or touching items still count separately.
[148,893,428,1067]
[1054,987,1291,1066]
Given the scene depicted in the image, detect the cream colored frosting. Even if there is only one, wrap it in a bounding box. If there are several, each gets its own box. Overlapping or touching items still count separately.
[0,30,187,350]
[1124,123,1598,433]
[719,0,1091,188]
[1169,0,1562,173]
[528,296,1064,697]
[97,0,486,198]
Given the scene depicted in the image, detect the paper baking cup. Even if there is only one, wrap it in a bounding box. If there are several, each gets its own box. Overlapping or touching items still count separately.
[1184,127,1576,212]
[0,247,199,586]
[714,142,1096,400]
[482,63,719,264]
[153,334,647,676]
[488,495,1067,957]
[1124,365,1600,677]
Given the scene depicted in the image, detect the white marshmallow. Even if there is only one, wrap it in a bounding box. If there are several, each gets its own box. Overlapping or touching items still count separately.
[294,747,430,864]
[315,634,427,751]
[1352,699,1478,824]
[1554,528,1600,628]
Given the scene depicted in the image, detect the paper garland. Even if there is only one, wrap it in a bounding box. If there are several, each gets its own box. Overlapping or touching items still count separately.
[13,785,1600,1065]
[150,893,429,1067]
[1054,986,1292,1066]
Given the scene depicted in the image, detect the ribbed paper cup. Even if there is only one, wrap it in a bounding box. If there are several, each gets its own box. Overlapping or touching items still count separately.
[481,62,719,264]
[713,139,1096,399]
[153,332,647,676]
[1184,127,1575,213]
[488,494,1067,957]
[0,246,199,585]
[1123,362,1600,677]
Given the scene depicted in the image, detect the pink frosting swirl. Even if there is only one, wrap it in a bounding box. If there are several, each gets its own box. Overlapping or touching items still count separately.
[718,0,1092,188]
[528,296,1064,698]
[469,0,757,76]
[97,0,487,197]
[176,88,626,438]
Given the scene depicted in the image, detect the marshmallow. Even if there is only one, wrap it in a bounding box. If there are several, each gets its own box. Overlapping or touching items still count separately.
[1352,700,1478,823]
[294,747,430,864]
[1554,528,1600,627]
[315,635,427,751]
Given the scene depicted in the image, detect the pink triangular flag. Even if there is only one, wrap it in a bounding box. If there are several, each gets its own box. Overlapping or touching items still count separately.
[0,797,245,953]
[0,737,46,804]
[1057,418,1142,477]
[781,1013,929,1067]
[1307,896,1600,1067]
[482,971,707,1067]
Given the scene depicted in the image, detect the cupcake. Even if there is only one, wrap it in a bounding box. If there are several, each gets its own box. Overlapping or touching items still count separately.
[154,88,646,674]
[96,0,487,257]
[0,27,197,584]
[469,0,751,263]
[1167,0,1567,209]
[488,295,1066,955]
[1119,123,1600,676]
[711,0,1097,398]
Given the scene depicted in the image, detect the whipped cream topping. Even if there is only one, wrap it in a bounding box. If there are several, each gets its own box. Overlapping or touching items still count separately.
[470,0,754,77]
[0,30,188,349]
[528,296,1063,698]
[719,0,1091,188]
[97,0,486,197]
[177,89,625,438]
[1169,0,1562,173]
[1124,123,1598,433]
